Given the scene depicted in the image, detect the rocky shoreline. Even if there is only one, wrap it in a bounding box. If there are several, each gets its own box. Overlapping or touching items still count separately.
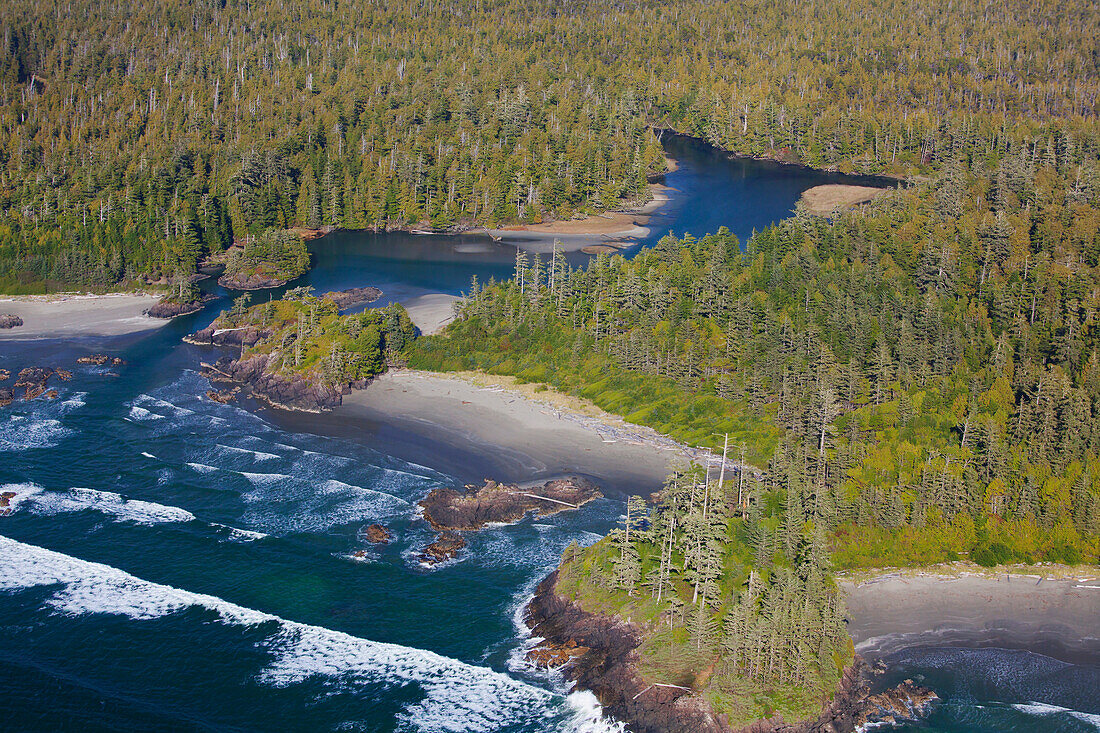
[524,571,937,733]
[419,477,602,532]
[146,294,216,319]
[198,354,368,412]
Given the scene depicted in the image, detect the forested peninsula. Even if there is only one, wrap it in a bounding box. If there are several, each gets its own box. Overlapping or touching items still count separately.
[5,0,1100,729]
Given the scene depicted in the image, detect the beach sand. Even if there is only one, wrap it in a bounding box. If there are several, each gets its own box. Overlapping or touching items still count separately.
[0,294,166,339]
[402,294,461,335]
[483,182,673,253]
[332,370,686,496]
[800,184,887,214]
[841,570,1100,662]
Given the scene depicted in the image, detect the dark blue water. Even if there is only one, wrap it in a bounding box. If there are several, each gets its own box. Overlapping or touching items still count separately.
[1,137,1092,732]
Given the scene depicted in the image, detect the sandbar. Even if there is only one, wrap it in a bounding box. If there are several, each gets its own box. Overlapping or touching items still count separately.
[800,184,887,214]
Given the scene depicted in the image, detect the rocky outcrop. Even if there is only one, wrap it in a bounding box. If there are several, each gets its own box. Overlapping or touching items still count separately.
[205,387,239,404]
[14,367,70,400]
[417,532,466,565]
[0,369,9,381]
[524,572,938,733]
[364,524,393,544]
[322,287,383,311]
[0,490,16,516]
[219,272,292,290]
[0,389,12,408]
[200,355,363,412]
[146,294,216,318]
[0,314,22,329]
[420,477,602,532]
[185,324,270,347]
[76,354,126,366]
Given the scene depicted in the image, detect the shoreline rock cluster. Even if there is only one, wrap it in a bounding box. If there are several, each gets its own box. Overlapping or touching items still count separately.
[0,314,23,329]
[146,294,216,319]
[523,571,938,733]
[322,286,382,311]
[413,477,602,566]
[1,355,125,408]
[419,477,603,532]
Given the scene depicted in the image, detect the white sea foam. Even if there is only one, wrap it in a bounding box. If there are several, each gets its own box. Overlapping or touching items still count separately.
[60,392,87,410]
[240,471,293,485]
[216,443,281,461]
[320,479,411,506]
[26,487,196,526]
[185,462,220,474]
[128,405,164,421]
[0,536,593,732]
[141,452,156,459]
[563,691,627,733]
[211,523,269,542]
[1012,702,1100,728]
[0,482,44,513]
[0,416,73,450]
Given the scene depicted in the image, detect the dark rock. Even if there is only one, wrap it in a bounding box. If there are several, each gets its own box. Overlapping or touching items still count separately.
[76,354,126,366]
[419,476,602,532]
[0,369,10,381]
[205,387,239,404]
[218,272,293,290]
[185,325,269,348]
[14,367,55,400]
[417,532,466,565]
[45,389,59,399]
[525,572,938,733]
[0,314,22,329]
[199,356,349,412]
[146,294,216,318]
[0,490,16,515]
[0,388,13,407]
[364,524,393,544]
[322,287,383,311]
[526,639,590,669]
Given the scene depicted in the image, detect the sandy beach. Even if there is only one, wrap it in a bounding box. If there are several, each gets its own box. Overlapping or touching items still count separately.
[401,294,461,335]
[841,568,1100,661]
[484,182,673,253]
[331,369,704,496]
[800,184,888,214]
[0,293,167,339]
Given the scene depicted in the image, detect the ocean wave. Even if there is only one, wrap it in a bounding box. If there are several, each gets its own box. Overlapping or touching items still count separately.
[0,536,589,732]
[240,471,293,485]
[216,443,281,461]
[211,523,269,542]
[127,405,165,421]
[23,486,196,526]
[140,451,156,459]
[0,415,74,451]
[1012,702,1100,728]
[320,479,411,506]
[185,462,220,474]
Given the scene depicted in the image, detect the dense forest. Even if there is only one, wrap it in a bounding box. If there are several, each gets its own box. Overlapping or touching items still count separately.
[2,0,1098,291]
[408,125,1100,714]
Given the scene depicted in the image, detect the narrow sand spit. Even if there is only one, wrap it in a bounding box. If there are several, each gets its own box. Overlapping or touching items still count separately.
[840,569,1100,660]
[800,184,888,214]
[0,293,166,339]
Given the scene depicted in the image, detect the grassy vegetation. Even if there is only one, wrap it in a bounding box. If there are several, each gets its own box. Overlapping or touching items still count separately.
[406,324,782,466]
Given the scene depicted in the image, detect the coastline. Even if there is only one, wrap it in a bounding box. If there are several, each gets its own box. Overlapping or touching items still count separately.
[0,292,167,339]
[334,369,689,495]
[839,564,1100,663]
